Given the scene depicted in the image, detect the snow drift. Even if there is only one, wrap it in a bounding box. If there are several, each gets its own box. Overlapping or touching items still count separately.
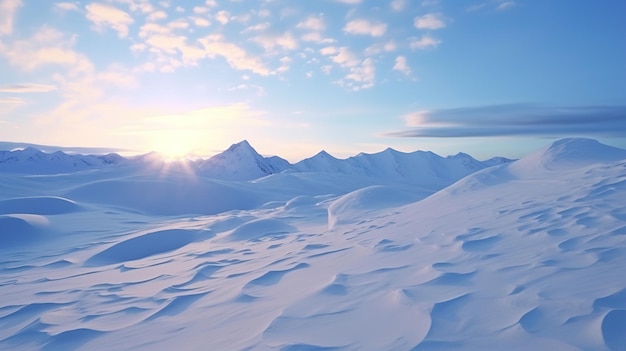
[0,138,624,351]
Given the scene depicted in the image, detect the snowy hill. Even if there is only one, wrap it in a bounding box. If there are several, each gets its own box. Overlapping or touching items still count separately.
[0,138,625,350]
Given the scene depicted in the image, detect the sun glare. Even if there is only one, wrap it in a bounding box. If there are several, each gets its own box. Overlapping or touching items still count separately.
[158,143,192,162]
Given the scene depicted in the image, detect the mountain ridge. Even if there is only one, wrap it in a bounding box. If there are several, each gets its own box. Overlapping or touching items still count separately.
[5,138,620,183]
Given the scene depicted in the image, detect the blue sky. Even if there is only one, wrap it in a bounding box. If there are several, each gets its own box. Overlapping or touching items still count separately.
[0,0,624,161]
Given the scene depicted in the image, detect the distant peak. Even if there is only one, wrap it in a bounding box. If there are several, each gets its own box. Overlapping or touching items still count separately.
[382,147,400,154]
[227,140,253,151]
[448,152,472,159]
[223,140,262,157]
[313,150,337,159]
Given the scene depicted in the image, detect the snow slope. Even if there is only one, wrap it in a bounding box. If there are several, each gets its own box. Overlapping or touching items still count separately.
[0,138,624,350]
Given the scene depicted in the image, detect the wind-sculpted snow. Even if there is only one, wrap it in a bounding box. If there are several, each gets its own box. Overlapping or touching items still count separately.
[0,138,625,350]
[0,196,81,215]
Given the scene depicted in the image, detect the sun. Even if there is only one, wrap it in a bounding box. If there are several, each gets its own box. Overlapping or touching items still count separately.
[157,143,193,162]
[149,133,201,162]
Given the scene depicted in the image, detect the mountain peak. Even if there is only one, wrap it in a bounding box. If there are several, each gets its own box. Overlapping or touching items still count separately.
[226,140,256,153]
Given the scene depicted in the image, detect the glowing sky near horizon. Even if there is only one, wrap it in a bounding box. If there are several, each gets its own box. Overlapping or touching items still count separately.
[0,0,624,161]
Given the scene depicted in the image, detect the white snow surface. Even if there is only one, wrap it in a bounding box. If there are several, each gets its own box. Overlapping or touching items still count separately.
[0,138,625,350]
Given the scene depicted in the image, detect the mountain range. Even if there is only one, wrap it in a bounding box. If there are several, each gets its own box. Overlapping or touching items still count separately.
[0,140,512,186]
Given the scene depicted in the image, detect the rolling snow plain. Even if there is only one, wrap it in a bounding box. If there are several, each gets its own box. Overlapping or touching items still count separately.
[0,138,625,351]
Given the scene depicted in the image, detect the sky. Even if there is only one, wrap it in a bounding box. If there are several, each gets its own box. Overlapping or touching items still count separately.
[0,0,624,162]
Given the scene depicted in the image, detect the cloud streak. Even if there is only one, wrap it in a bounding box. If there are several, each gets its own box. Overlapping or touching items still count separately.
[0,83,57,93]
[388,104,626,138]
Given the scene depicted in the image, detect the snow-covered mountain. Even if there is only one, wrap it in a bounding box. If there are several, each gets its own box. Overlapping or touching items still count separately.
[0,147,125,174]
[0,138,625,350]
[195,140,291,180]
[0,140,510,185]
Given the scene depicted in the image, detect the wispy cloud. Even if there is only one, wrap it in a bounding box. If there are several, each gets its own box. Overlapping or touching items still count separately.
[55,2,80,12]
[0,26,93,72]
[392,56,411,76]
[343,58,376,91]
[0,83,57,93]
[251,32,298,52]
[0,0,22,35]
[388,104,626,138]
[297,16,325,31]
[200,34,271,75]
[0,97,24,105]
[343,19,387,37]
[410,35,441,49]
[364,41,396,56]
[335,0,362,4]
[146,10,167,22]
[86,2,134,38]
[414,13,446,30]
[496,1,516,11]
[215,10,230,25]
[391,0,407,12]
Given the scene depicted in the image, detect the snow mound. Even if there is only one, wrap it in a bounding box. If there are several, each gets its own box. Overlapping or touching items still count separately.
[0,214,49,245]
[328,185,423,229]
[86,229,202,266]
[227,218,296,241]
[0,196,81,215]
[510,138,626,174]
[66,176,262,216]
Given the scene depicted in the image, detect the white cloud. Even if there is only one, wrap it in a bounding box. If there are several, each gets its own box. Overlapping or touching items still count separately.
[0,0,22,35]
[251,32,298,52]
[215,10,230,24]
[205,0,217,7]
[168,19,189,29]
[391,0,406,12]
[0,83,57,93]
[344,58,375,90]
[320,46,339,56]
[86,2,134,38]
[297,16,325,31]
[335,0,361,4]
[343,19,387,37]
[193,6,208,14]
[275,56,292,74]
[199,34,271,75]
[364,41,396,56]
[410,34,441,49]
[192,17,210,27]
[55,2,80,12]
[258,9,271,18]
[111,0,153,14]
[301,32,335,44]
[146,10,167,22]
[0,26,94,73]
[393,56,411,75]
[414,13,446,30]
[330,46,360,68]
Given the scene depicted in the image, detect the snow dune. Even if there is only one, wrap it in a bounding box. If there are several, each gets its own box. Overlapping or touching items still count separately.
[0,138,624,350]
